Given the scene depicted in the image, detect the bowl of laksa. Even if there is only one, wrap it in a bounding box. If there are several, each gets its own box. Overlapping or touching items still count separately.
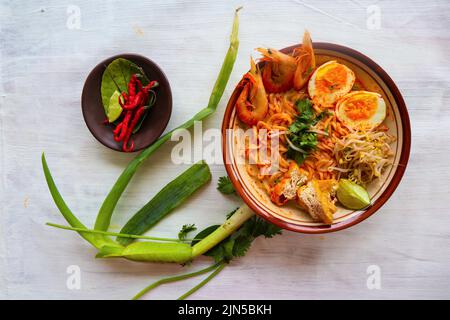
[222,31,411,233]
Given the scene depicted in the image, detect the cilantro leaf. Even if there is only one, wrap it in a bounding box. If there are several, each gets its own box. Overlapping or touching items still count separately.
[192,210,282,263]
[287,99,329,165]
[295,98,314,118]
[217,176,235,195]
[178,224,197,241]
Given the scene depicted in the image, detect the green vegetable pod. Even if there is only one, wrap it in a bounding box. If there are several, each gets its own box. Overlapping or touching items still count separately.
[99,241,193,263]
[117,160,211,245]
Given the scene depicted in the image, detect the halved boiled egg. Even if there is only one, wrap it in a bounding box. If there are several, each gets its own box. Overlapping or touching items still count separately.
[308,61,355,106]
[336,91,386,130]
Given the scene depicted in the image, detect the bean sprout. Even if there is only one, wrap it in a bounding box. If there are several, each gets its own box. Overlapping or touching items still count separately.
[332,129,395,186]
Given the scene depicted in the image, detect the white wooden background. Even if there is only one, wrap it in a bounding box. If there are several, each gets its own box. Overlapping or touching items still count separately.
[1,0,449,300]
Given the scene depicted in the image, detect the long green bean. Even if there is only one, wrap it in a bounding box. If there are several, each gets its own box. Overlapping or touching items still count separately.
[94,8,241,231]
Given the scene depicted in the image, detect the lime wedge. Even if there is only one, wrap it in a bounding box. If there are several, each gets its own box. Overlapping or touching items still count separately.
[107,90,123,122]
[337,179,371,210]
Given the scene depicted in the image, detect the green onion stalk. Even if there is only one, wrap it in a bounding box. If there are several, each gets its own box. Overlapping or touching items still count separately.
[94,7,242,232]
[132,262,224,300]
[42,8,258,300]
[43,8,255,264]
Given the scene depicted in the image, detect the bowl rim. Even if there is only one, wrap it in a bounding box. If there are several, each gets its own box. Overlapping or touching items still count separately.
[81,53,173,152]
[221,42,411,234]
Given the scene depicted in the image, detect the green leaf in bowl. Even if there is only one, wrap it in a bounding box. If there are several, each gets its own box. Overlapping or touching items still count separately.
[101,58,150,113]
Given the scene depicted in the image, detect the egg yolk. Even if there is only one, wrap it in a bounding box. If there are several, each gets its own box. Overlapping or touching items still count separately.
[343,95,378,121]
[316,65,348,93]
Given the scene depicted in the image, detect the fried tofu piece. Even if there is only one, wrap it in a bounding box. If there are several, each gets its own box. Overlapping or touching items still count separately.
[296,179,338,224]
[270,162,308,206]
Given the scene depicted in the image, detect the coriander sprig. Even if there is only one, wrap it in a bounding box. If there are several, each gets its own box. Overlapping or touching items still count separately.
[217,176,236,195]
[286,98,329,164]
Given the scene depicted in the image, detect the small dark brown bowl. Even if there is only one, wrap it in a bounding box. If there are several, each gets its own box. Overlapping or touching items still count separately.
[222,43,411,233]
[81,53,172,152]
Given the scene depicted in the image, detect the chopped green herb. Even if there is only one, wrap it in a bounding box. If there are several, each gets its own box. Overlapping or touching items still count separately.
[217,176,235,195]
[287,99,329,164]
[192,210,282,263]
[178,224,197,241]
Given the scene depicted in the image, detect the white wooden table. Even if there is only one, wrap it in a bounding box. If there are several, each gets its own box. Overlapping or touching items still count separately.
[1,0,449,299]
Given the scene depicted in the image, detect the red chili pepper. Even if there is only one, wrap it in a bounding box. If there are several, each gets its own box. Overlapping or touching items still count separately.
[111,74,157,152]
[129,106,147,132]
[121,106,147,152]
[142,82,155,101]
[122,138,135,152]
[137,78,144,93]
[118,111,132,141]
[113,122,123,142]
[122,91,144,111]
[144,80,158,92]
[128,74,138,98]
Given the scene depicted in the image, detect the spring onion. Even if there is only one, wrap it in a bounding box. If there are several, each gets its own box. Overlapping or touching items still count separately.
[94,7,241,232]
[117,160,211,245]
